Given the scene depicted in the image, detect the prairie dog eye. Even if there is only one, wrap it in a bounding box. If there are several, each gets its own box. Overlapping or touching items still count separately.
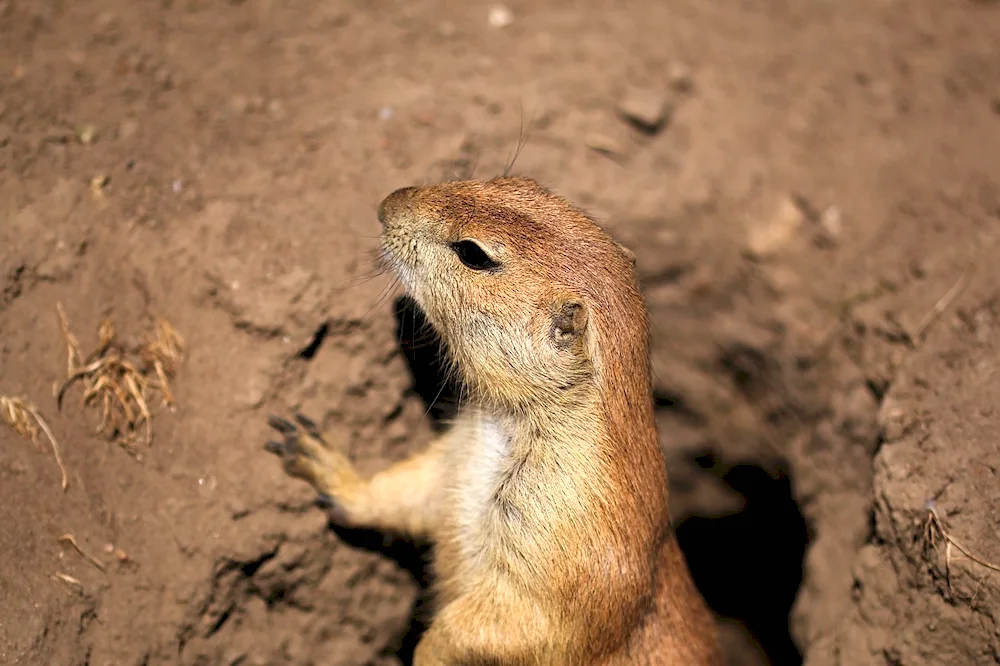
[451,240,500,271]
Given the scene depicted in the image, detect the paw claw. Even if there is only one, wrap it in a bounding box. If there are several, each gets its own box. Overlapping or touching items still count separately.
[267,415,297,434]
[265,413,357,523]
[293,412,321,435]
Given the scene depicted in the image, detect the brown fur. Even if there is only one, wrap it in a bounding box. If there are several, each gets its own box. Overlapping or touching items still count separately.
[268,177,723,665]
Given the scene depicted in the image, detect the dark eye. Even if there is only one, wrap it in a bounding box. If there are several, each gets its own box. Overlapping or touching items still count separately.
[451,240,500,271]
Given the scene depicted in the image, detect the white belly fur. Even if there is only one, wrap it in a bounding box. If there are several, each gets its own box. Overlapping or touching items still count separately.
[449,412,511,569]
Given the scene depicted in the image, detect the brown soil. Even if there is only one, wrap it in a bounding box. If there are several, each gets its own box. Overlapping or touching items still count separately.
[2,1,999,665]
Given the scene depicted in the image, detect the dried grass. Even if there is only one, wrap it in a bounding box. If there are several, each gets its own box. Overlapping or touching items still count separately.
[0,395,68,490]
[56,303,184,451]
[923,502,1000,600]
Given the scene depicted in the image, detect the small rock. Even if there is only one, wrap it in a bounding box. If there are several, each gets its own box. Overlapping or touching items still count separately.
[229,95,249,114]
[89,175,110,199]
[153,67,173,90]
[117,118,138,140]
[0,123,10,146]
[878,398,910,443]
[438,20,457,37]
[617,87,672,134]
[35,250,77,281]
[266,99,284,119]
[237,371,270,409]
[224,649,249,666]
[94,12,116,32]
[74,124,98,145]
[488,5,514,28]
[667,62,694,93]
[745,196,805,260]
[818,205,843,245]
[584,132,626,156]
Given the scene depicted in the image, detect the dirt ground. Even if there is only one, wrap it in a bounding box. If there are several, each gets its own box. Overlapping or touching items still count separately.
[2,1,1000,664]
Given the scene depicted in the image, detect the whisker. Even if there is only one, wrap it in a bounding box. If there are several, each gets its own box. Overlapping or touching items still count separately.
[502,101,532,178]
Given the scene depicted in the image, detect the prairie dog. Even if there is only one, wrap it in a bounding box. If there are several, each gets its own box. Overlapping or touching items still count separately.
[267,177,723,665]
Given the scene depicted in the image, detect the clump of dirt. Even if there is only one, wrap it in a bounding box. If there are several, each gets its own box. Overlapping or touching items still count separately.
[809,259,1000,666]
[2,1,1000,665]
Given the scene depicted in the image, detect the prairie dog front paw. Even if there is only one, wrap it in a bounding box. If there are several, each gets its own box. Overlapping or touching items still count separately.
[265,412,365,525]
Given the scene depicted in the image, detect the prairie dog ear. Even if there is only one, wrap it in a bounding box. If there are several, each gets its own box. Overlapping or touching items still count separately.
[549,298,589,351]
[615,241,637,268]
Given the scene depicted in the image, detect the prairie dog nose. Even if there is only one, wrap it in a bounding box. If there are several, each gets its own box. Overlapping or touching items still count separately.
[377,186,419,228]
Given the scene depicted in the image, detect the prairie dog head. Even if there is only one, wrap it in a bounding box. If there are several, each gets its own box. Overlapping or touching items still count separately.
[378,177,646,411]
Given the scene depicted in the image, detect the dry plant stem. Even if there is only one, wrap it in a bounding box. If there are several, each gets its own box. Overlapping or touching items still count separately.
[57,534,107,573]
[924,505,1000,598]
[0,396,69,490]
[926,508,1000,572]
[52,572,83,594]
[57,302,82,374]
[912,268,974,346]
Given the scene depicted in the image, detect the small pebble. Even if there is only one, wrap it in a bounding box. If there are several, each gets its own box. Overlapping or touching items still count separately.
[378,106,394,121]
[94,12,116,32]
[153,67,173,90]
[438,20,457,37]
[488,5,514,28]
[75,124,98,146]
[229,95,249,114]
[668,62,694,93]
[745,196,805,260]
[89,175,110,200]
[820,205,843,241]
[617,87,672,134]
[584,132,626,156]
[117,118,139,140]
[266,99,284,118]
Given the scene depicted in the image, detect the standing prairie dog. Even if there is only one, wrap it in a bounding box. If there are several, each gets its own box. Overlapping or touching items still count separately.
[266,177,723,665]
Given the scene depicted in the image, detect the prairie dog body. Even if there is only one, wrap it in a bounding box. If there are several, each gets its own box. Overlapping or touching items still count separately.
[267,178,723,665]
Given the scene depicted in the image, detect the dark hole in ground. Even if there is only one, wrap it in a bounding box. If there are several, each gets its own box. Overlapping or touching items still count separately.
[298,320,330,359]
[674,462,808,666]
[352,295,809,665]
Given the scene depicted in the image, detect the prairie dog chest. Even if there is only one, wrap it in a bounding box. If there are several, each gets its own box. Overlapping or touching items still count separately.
[446,413,514,559]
